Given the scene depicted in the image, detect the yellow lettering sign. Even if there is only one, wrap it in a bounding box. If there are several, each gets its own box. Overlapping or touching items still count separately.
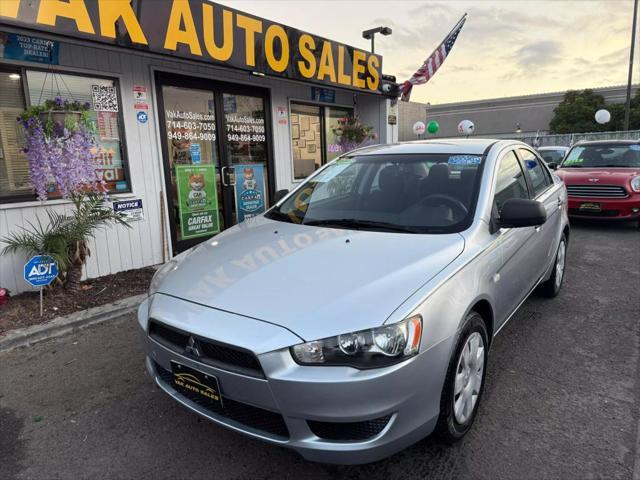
[337,45,351,86]
[264,24,289,73]
[367,55,380,91]
[317,41,336,83]
[352,50,366,89]
[98,0,147,45]
[0,0,20,19]
[236,14,263,67]
[36,0,95,34]
[297,34,316,79]
[164,0,202,56]
[202,3,233,61]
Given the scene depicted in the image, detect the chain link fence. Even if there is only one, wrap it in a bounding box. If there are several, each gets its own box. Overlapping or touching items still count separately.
[507,130,640,147]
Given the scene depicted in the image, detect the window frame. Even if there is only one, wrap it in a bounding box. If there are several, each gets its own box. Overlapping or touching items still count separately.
[0,65,132,204]
[492,149,532,212]
[516,148,553,199]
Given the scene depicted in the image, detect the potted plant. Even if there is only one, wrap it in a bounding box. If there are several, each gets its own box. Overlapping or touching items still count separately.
[19,96,100,200]
[331,115,377,153]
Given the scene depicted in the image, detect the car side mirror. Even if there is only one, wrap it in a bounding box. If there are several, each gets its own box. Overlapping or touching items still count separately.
[547,162,558,170]
[273,189,289,203]
[499,198,547,228]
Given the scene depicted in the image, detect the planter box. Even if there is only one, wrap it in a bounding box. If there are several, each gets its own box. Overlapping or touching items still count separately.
[38,110,82,126]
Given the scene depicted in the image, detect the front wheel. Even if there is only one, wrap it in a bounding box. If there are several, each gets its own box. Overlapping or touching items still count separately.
[538,233,567,297]
[434,311,488,443]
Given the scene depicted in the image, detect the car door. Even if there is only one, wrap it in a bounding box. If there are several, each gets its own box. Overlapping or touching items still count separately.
[492,150,539,327]
[517,148,563,279]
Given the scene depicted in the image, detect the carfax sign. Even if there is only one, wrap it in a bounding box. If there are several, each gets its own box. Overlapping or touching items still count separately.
[1,0,382,93]
[234,164,266,222]
[175,164,219,240]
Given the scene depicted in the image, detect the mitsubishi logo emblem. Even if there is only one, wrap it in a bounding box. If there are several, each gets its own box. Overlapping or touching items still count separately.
[184,336,201,357]
[588,178,600,182]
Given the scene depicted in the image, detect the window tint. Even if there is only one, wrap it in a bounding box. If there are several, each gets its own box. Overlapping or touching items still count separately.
[519,149,550,196]
[494,151,529,211]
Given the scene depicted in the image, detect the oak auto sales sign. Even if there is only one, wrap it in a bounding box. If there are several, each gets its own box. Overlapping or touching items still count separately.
[1,0,382,93]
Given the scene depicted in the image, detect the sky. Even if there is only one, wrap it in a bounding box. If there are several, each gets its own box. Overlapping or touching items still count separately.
[218,0,639,105]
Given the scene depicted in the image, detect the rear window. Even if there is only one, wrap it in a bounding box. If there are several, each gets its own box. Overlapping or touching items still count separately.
[561,144,640,168]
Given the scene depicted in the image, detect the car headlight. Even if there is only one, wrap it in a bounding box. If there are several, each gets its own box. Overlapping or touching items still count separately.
[148,248,194,296]
[631,175,640,193]
[291,315,422,369]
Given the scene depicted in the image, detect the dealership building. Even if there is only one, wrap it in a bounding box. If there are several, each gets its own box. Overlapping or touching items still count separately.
[0,0,398,293]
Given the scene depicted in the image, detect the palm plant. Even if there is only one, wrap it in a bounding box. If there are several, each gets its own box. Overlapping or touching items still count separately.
[2,193,130,291]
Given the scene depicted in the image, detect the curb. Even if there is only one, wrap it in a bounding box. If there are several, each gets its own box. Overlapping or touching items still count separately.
[0,293,147,353]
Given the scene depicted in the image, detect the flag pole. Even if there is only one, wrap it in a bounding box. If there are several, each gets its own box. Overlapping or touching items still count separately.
[623,0,638,131]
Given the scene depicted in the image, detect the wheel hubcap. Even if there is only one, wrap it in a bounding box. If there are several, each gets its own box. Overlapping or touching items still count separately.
[453,332,485,424]
[555,240,566,289]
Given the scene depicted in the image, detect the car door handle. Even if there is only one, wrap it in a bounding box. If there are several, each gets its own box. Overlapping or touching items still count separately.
[535,226,542,232]
[557,197,564,208]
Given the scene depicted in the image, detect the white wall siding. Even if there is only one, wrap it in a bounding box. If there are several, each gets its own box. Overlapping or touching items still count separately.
[0,38,390,294]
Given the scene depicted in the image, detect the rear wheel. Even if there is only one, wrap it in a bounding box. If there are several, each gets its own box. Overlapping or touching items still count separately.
[538,233,567,297]
[435,311,488,443]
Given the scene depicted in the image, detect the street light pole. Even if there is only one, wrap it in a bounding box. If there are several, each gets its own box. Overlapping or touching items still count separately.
[362,26,392,54]
[623,0,638,131]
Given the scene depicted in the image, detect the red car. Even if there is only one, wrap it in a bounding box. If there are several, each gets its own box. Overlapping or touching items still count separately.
[554,140,640,225]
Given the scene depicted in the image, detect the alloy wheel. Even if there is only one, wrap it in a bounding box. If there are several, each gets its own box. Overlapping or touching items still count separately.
[555,240,566,290]
[453,332,485,424]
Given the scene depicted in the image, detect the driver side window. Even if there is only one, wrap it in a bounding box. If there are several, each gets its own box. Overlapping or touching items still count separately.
[494,151,530,212]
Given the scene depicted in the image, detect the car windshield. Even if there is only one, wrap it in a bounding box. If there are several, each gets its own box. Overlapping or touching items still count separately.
[538,149,566,163]
[265,153,484,233]
[561,144,640,168]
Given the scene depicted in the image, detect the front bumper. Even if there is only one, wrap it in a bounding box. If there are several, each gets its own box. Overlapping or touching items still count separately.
[567,194,640,220]
[138,294,451,464]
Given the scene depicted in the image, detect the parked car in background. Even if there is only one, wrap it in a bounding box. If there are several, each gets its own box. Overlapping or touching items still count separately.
[537,146,569,165]
[138,139,569,464]
[554,140,640,224]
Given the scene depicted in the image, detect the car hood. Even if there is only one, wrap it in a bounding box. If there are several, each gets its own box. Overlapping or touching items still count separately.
[157,216,465,341]
[557,167,639,185]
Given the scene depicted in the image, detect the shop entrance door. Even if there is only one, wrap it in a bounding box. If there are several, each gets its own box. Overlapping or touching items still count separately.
[156,73,272,255]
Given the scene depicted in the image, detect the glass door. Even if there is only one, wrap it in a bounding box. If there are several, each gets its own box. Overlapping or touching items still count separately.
[221,92,270,224]
[156,74,272,255]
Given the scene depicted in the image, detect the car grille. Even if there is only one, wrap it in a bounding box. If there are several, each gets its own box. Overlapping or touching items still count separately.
[569,208,620,217]
[148,320,264,378]
[566,184,628,198]
[307,414,392,441]
[154,362,289,439]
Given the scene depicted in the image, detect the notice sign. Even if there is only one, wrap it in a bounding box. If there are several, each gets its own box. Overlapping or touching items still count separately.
[234,164,266,222]
[175,165,219,239]
[0,31,59,64]
[113,199,144,222]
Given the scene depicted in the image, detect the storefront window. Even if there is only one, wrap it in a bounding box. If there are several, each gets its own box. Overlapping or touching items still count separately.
[26,70,130,194]
[0,68,29,200]
[290,102,353,180]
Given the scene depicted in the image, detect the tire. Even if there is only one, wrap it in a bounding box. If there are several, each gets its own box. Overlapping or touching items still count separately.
[434,311,488,444]
[537,233,567,298]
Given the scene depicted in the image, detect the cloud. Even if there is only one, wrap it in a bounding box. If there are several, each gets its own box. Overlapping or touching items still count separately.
[513,40,563,67]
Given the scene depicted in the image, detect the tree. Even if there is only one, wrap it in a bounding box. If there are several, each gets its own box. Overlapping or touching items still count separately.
[550,88,640,134]
[549,89,607,134]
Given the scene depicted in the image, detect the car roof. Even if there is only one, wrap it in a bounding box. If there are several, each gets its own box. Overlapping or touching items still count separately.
[572,139,640,147]
[349,138,516,156]
[537,146,569,150]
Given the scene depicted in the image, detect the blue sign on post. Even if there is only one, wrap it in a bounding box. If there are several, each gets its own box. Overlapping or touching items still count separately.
[24,255,59,287]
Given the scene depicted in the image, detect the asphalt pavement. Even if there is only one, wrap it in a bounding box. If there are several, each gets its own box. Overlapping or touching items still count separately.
[1,220,639,480]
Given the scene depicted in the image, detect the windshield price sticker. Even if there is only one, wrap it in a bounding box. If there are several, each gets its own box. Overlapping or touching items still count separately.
[448,155,482,166]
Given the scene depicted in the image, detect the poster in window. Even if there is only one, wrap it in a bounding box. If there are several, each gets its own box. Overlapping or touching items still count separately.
[92,140,125,191]
[234,164,266,222]
[307,144,317,154]
[96,111,119,140]
[291,124,300,139]
[175,164,219,239]
[91,85,118,112]
[300,116,310,131]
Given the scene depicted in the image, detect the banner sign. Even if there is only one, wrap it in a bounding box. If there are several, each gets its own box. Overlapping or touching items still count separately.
[175,164,219,239]
[234,164,266,222]
[1,0,382,93]
[0,30,58,64]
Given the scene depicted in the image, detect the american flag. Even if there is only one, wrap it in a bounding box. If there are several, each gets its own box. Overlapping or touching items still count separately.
[400,14,467,102]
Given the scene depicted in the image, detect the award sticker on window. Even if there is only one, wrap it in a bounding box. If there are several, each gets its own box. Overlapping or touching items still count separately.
[91,85,118,112]
[448,155,481,166]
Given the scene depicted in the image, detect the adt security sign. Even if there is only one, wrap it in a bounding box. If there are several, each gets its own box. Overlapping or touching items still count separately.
[137,111,148,123]
[24,255,58,287]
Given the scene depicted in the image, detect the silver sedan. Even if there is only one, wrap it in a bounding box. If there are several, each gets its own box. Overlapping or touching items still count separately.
[138,139,569,464]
